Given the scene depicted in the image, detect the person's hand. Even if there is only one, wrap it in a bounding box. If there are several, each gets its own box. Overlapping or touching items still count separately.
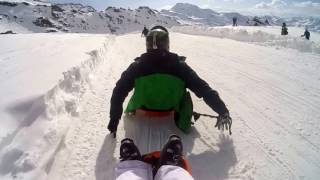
[215,112,232,135]
[108,119,118,138]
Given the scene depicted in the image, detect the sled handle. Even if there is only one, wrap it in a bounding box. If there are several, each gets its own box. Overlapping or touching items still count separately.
[192,112,218,121]
[193,112,232,135]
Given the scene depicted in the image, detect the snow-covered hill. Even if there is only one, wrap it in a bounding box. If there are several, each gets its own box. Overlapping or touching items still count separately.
[1,26,320,180]
[161,3,251,26]
[161,3,320,32]
[1,1,320,34]
[0,1,179,33]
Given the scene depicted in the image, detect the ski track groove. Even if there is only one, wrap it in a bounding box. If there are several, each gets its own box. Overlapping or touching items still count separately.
[224,107,295,179]
[237,115,297,180]
[202,48,320,151]
[221,60,320,175]
[233,70,320,154]
[184,36,320,178]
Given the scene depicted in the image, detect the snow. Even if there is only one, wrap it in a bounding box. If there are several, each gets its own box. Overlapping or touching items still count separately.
[2,1,320,36]
[0,18,32,33]
[238,26,320,43]
[0,2,179,34]
[1,0,50,6]
[161,3,320,32]
[0,33,108,140]
[172,26,320,54]
[161,3,249,27]
[1,26,320,180]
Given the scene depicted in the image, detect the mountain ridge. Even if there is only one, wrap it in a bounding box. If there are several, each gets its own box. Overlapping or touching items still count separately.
[0,1,319,33]
[0,1,179,33]
[162,3,320,32]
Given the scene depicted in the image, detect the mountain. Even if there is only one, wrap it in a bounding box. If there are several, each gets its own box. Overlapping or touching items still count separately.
[284,17,320,32]
[161,3,250,26]
[1,1,319,34]
[0,1,179,33]
[160,3,320,32]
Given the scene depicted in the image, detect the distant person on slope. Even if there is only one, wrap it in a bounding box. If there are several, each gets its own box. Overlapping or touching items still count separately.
[141,26,149,37]
[301,28,310,40]
[281,23,288,35]
[108,25,232,138]
[115,135,194,180]
[265,19,270,26]
[232,17,238,26]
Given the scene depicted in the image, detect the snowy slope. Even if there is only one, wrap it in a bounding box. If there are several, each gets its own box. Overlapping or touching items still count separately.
[234,26,320,43]
[1,1,320,34]
[0,33,109,145]
[161,3,320,32]
[172,26,320,54]
[161,3,250,26]
[2,0,50,6]
[0,1,179,34]
[1,27,320,180]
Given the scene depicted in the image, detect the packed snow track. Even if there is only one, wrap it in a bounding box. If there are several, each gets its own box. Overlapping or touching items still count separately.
[1,31,320,180]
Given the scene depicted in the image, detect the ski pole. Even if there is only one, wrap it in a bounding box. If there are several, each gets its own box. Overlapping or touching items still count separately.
[193,112,232,135]
[192,112,218,121]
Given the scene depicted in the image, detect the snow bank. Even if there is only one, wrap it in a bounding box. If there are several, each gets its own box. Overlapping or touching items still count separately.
[0,18,32,33]
[1,0,50,6]
[0,37,112,180]
[172,26,320,54]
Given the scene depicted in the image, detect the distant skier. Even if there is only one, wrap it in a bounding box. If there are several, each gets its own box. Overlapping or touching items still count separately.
[265,19,270,26]
[108,25,232,138]
[281,23,288,35]
[232,17,237,26]
[141,26,149,37]
[115,135,194,180]
[301,28,310,40]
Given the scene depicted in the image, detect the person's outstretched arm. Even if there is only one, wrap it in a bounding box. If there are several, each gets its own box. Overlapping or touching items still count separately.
[179,61,232,134]
[179,62,229,115]
[108,62,138,135]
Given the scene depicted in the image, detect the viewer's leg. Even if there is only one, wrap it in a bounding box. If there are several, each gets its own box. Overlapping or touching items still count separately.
[155,135,194,180]
[115,138,153,180]
[154,165,194,180]
[115,160,153,180]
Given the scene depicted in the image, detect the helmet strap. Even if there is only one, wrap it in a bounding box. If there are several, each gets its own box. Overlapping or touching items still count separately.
[153,33,157,49]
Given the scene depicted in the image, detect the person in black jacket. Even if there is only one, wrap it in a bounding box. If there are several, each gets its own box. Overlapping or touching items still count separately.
[232,17,237,26]
[141,26,149,37]
[301,28,310,40]
[108,26,232,137]
[281,23,288,35]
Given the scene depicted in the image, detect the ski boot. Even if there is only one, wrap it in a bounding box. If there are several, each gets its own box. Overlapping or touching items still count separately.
[120,138,142,161]
[159,134,184,168]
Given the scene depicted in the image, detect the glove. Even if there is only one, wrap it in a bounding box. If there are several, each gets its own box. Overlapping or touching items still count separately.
[108,119,118,138]
[215,112,232,135]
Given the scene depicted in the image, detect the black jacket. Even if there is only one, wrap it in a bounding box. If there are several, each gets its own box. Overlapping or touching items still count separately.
[109,50,229,128]
[304,30,310,40]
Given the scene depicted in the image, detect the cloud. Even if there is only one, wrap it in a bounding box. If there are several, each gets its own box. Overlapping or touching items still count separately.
[199,4,210,9]
[292,1,320,16]
[223,0,243,2]
[254,2,269,9]
[158,5,173,10]
[252,0,320,17]
[255,0,288,9]
[293,1,320,8]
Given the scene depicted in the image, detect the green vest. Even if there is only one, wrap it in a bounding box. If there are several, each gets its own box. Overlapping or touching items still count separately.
[125,74,193,133]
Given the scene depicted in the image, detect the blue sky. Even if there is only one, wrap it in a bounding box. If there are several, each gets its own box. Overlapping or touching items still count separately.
[49,0,320,17]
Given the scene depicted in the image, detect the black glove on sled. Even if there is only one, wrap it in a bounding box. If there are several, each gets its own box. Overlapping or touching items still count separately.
[215,112,232,135]
[108,119,118,138]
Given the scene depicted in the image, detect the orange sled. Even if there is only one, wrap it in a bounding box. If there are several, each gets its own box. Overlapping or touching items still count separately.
[135,109,174,118]
[142,151,192,175]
